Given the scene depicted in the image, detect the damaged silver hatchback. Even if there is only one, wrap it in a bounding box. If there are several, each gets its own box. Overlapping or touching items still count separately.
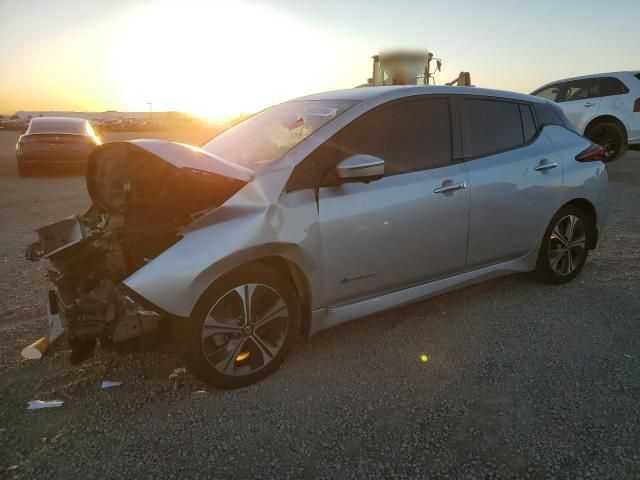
[28,86,609,388]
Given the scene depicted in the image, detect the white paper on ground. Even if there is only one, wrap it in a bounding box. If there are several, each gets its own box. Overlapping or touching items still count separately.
[101,380,122,389]
[27,400,64,410]
[47,301,64,342]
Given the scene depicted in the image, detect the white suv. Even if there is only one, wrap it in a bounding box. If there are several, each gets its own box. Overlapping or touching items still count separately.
[532,71,640,161]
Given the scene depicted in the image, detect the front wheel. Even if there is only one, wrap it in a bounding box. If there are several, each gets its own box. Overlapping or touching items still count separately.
[536,206,590,284]
[189,264,300,388]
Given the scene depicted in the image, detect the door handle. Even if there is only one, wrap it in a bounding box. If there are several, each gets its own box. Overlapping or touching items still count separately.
[434,182,468,194]
[534,160,558,171]
[584,101,595,107]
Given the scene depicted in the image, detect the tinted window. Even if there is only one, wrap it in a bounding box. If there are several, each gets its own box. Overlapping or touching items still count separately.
[558,78,599,102]
[532,83,563,102]
[340,98,451,176]
[635,73,640,81]
[520,104,537,142]
[533,102,570,130]
[600,77,629,96]
[464,99,523,157]
[287,98,452,190]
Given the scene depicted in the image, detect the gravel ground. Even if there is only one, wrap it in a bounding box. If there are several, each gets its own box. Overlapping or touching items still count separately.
[1,130,639,479]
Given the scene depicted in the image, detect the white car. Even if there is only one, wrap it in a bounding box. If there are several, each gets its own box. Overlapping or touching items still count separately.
[532,71,640,161]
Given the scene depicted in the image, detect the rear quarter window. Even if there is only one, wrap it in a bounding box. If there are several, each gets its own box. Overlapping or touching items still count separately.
[600,77,629,96]
[520,104,537,142]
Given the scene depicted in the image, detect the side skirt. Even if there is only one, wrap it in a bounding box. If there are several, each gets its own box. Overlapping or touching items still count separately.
[308,248,539,336]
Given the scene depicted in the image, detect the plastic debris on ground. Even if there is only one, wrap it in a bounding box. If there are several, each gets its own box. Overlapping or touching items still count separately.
[21,337,51,360]
[101,380,123,389]
[169,367,187,391]
[27,400,64,410]
[191,390,210,399]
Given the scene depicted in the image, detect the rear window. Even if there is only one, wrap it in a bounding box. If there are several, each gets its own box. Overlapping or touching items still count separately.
[464,99,524,157]
[634,73,640,81]
[28,118,87,135]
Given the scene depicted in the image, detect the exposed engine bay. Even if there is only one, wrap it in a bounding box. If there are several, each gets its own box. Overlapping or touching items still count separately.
[27,140,251,363]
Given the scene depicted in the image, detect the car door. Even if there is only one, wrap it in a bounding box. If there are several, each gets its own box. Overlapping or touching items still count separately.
[556,77,601,133]
[461,97,564,268]
[313,97,470,306]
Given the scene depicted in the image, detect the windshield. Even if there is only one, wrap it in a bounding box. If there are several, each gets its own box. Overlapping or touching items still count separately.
[201,100,359,171]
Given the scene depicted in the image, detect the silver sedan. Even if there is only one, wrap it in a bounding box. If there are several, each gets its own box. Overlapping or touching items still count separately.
[31,86,609,387]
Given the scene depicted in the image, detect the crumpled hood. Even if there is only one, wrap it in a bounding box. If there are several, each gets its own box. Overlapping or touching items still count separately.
[124,140,254,180]
[86,139,254,213]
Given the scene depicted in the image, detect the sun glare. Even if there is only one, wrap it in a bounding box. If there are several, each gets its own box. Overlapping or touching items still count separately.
[104,0,357,121]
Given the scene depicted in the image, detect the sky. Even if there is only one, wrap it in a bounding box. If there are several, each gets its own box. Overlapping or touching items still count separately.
[0,0,638,121]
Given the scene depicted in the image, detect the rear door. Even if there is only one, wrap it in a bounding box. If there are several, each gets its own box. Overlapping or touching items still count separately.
[461,97,564,268]
[309,97,470,306]
[556,77,601,133]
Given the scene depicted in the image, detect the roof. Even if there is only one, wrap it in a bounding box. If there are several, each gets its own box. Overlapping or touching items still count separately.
[290,85,546,104]
[29,116,87,125]
[535,71,640,91]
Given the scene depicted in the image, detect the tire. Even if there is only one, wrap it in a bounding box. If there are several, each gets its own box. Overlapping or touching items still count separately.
[536,205,590,284]
[189,264,300,388]
[585,121,627,162]
[17,161,32,177]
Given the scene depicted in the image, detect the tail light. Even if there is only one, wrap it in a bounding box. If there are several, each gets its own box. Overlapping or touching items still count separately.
[576,144,605,162]
[634,98,640,112]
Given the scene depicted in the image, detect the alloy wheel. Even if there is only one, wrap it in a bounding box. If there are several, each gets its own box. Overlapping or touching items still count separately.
[548,214,586,276]
[588,124,621,161]
[201,283,289,376]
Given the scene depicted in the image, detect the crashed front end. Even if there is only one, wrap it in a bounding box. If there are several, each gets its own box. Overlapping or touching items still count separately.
[27,140,252,363]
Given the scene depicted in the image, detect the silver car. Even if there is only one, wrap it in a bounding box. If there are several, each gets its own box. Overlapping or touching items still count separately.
[29,86,609,388]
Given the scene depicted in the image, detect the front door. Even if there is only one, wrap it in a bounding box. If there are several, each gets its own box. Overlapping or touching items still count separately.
[315,97,470,306]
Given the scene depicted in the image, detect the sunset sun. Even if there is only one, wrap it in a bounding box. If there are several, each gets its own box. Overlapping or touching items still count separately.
[104,0,355,121]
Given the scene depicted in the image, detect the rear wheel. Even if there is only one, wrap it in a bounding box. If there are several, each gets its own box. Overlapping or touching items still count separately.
[585,121,627,162]
[189,264,300,388]
[536,205,590,284]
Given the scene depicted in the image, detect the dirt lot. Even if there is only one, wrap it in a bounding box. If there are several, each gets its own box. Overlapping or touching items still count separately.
[1,129,639,479]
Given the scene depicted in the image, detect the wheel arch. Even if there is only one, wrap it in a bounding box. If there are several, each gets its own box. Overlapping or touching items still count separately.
[583,115,628,143]
[253,256,313,338]
[559,198,598,249]
[195,255,313,338]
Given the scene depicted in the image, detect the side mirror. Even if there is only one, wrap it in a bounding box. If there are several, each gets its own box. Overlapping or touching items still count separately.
[336,154,384,183]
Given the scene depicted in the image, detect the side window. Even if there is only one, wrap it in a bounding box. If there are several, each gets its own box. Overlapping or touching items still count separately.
[464,99,524,157]
[532,83,563,102]
[519,104,537,143]
[600,77,629,96]
[340,98,452,176]
[558,78,599,102]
